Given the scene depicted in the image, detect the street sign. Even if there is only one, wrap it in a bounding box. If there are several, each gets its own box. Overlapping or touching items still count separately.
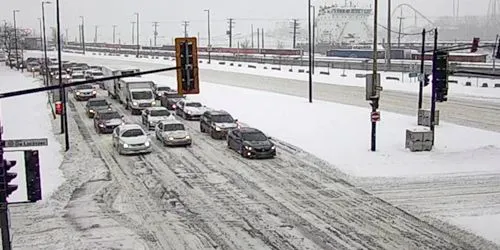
[3,138,48,148]
[371,111,381,122]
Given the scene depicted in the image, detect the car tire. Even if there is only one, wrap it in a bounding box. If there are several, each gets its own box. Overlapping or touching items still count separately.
[200,124,205,133]
[210,129,217,139]
[182,112,187,120]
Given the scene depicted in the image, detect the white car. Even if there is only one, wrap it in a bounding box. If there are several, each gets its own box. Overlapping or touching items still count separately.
[155,120,192,146]
[69,72,86,83]
[112,124,153,155]
[141,107,176,130]
[175,100,211,120]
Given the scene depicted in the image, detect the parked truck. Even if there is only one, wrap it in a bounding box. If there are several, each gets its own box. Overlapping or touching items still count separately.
[102,65,141,99]
[117,77,156,115]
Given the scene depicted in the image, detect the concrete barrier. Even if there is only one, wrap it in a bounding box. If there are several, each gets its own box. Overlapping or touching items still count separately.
[263,67,268,69]
[449,80,458,84]
[271,67,280,70]
[465,81,471,86]
[495,83,500,88]
[248,65,257,68]
[229,63,234,66]
[163,57,168,60]
[482,83,489,87]
[319,71,330,75]
[355,74,365,78]
[298,69,305,73]
[238,64,242,67]
[218,62,226,65]
[289,69,293,72]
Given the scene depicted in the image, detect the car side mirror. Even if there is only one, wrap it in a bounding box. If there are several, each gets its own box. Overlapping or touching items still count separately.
[121,115,124,118]
[234,119,238,122]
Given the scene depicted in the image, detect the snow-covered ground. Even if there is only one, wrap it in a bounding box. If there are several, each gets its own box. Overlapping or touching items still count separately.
[29,50,500,103]
[9,52,500,247]
[145,73,500,245]
[0,67,63,203]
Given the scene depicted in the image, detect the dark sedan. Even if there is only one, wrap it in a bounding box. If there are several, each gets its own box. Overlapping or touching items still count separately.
[227,127,276,159]
[85,98,111,118]
[93,110,124,134]
[159,92,185,110]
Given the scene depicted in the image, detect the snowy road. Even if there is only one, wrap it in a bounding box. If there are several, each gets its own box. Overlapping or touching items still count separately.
[21,84,493,249]
[33,52,500,133]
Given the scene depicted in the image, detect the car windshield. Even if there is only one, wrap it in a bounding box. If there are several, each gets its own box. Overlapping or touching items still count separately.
[76,84,93,90]
[157,87,170,91]
[100,112,121,120]
[212,115,234,123]
[92,72,103,76]
[89,100,108,107]
[242,132,268,141]
[121,128,144,137]
[186,102,202,107]
[163,124,185,131]
[151,110,170,116]
[132,91,153,100]
[72,74,85,79]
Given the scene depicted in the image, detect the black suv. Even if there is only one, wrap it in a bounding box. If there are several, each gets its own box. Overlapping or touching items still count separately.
[93,109,123,134]
[160,92,185,110]
[200,110,238,139]
[227,127,276,159]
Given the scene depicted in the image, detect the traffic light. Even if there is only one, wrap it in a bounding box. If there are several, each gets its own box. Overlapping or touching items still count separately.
[423,73,430,87]
[175,37,199,95]
[470,37,480,53]
[24,150,42,202]
[433,51,449,102]
[0,159,18,198]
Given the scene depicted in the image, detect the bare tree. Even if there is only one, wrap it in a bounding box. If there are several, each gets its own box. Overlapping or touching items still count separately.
[239,39,250,48]
[276,40,284,49]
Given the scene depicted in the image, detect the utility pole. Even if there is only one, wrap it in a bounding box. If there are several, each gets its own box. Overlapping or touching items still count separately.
[80,16,85,54]
[418,29,426,110]
[13,10,20,71]
[112,25,117,44]
[65,28,68,45]
[308,0,313,103]
[204,9,211,63]
[312,6,316,73]
[0,129,12,250]
[261,28,264,49]
[370,0,380,152]
[131,21,135,45]
[291,19,300,48]
[182,21,189,37]
[227,18,235,47]
[94,25,98,43]
[397,8,404,47]
[386,0,392,66]
[251,24,254,48]
[40,1,49,86]
[56,0,69,150]
[152,21,159,46]
[134,12,139,57]
[38,18,43,51]
[257,28,260,49]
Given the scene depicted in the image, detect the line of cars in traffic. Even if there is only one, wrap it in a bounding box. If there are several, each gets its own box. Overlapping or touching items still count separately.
[50,60,278,159]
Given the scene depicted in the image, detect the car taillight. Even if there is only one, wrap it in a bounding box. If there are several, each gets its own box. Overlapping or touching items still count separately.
[172,104,176,109]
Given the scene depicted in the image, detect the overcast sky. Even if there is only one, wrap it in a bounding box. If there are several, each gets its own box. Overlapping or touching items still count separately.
[0,0,490,45]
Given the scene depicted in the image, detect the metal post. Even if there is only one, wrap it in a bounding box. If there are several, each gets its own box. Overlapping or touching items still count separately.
[386,0,391,66]
[430,28,438,146]
[0,127,13,250]
[13,10,19,71]
[80,16,85,54]
[205,9,211,64]
[112,25,116,44]
[131,21,135,45]
[251,24,254,48]
[56,0,69,150]
[312,6,315,74]
[42,2,50,86]
[135,13,140,57]
[308,0,313,103]
[493,34,498,73]
[371,0,379,152]
[38,18,46,86]
[418,29,425,109]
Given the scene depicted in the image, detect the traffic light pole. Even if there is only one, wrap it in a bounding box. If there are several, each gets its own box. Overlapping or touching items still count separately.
[0,130,13,250]
[430,28,438,146]
[418,29,425,110]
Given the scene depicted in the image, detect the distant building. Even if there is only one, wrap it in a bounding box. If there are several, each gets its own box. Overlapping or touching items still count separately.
[22,37,42,50]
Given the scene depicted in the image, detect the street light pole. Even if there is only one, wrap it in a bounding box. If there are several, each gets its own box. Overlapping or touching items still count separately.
[134,12,140,57]
[308,0,313,103]
[204,9,211,64]
[42,1,51,86]
[13,10,20,71]
[56,0,69,151]
[370,0,379,152]
[79,16,85,54]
